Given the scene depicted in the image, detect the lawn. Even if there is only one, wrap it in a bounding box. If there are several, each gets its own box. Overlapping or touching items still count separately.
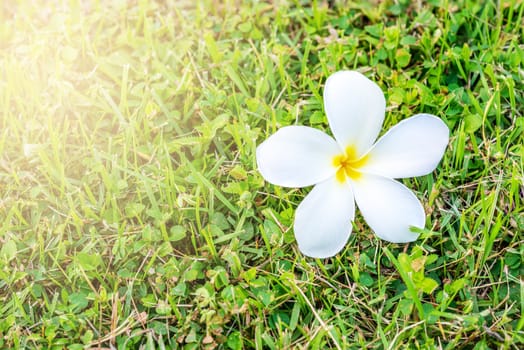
[0,0,523,348]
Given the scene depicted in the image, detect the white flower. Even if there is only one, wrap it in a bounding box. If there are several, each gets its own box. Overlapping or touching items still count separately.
[256,70,449,258]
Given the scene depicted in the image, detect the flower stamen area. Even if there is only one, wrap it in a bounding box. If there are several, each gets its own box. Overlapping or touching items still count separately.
[333,146,369,182]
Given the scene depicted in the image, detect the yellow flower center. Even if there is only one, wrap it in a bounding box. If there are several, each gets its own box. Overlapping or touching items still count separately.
[333,146,369,182]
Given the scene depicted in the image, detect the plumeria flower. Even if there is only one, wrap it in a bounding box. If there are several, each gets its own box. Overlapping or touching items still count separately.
[256,71,449,258]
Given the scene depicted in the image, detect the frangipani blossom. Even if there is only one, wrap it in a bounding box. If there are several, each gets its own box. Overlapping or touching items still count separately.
[256,71,449,258]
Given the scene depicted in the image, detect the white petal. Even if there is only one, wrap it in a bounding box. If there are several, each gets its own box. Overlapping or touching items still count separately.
[256,126,341,188]
[359,114,449,178]
[323,70,386,156]
[351,174,425,243]
[294,176,355,258]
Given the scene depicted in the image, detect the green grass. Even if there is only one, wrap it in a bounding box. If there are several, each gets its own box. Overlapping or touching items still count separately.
[0,0,523,348]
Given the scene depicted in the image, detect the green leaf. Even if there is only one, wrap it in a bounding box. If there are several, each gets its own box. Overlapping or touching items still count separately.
[384,26,400,49]
[203,31,222,63]
[172,282,187,297]
[425,254,438,266]
[242,268,257,282]
[359,272,374,287]
[229,165,247,180]
[222,181,248,195]
[398,298,413,316]
[461,43,471,60]
[0,240,16,261]
[400,35,417,46]
[397,253,412,272]
[141,294,157,307]
[396,48,411,68]
[309,110,325,124]
[423,303,439,324]
[420,277,439,294]
[155,300,171,315]
[238,22,252,33]
[211,212,230,230]
[169,225,186,241]
[125,202,145,217]
[68,292,89,312]
[227,331,243,350]
[142,226,162,242]
[383,248,425,319]
[464,114,483,133]
[80,330,94,344]
[157,242,173,257]
[75,252,102,271]
[447,278,467,294]
[256,289,273,307]
[365,23,383,38]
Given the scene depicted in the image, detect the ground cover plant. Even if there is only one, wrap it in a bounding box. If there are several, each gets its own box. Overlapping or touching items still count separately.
[0,0,523,348]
